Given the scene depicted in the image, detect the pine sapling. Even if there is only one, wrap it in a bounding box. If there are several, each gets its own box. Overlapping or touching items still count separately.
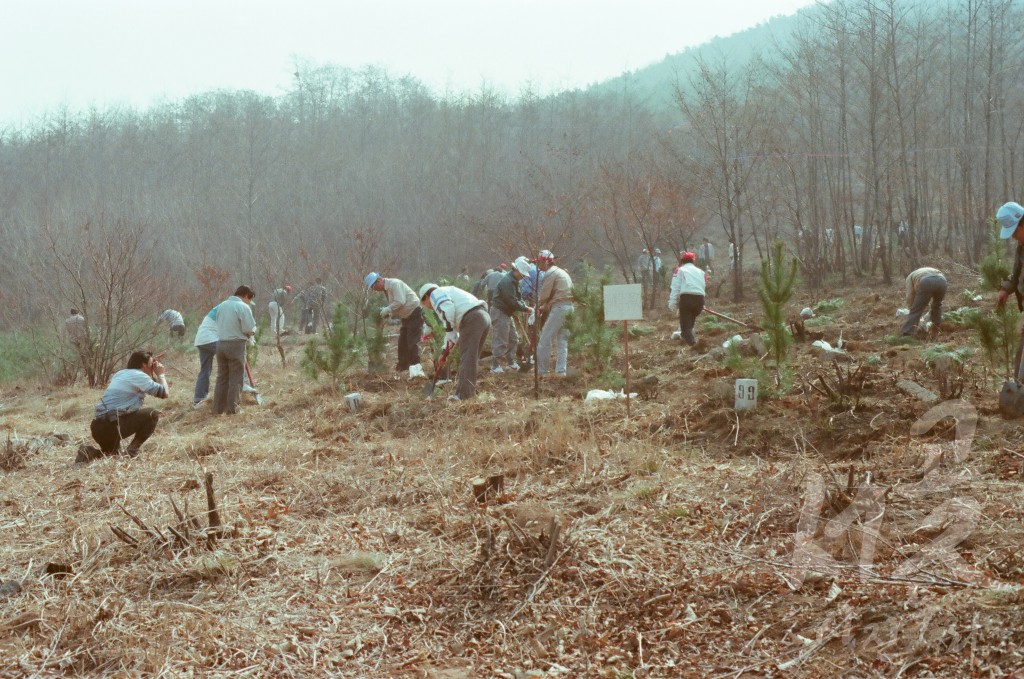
[564,263,620,376]
[757,240,798,370]
[301,303,362,389]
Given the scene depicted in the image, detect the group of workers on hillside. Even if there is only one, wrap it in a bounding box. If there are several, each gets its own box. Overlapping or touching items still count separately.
[365,250,575,402]
[72,204,1024,464]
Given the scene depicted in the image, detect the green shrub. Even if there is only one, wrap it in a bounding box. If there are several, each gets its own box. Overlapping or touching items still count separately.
[0,330,45,384]
[301,303,362,388]
[565,263,621,375]
[965,305,1020,377]
[979,223,1011,291]
[805,315,833,327]
[757,241,798,369]
[813,298,845,313]
[364,307,388,373]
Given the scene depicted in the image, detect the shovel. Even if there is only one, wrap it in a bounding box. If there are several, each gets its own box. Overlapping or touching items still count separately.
[422,343,454,397]
[513,315,534,373]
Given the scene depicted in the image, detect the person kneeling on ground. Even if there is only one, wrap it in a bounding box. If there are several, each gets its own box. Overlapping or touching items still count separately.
[901,267,946,336]
[669,251,707,347]
[76,350,169,463]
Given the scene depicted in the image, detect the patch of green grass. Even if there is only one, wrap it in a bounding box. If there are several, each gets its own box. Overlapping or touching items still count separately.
[813,298,845,313]
[884,334,920,346]
[699,316,734,331]
[865,353,882,366]
[633,484,656,501]
[804,315,833,327]
[627,324,657,337]
[920,344,975,366]
[663,505,689,521]
[0,329,45,384]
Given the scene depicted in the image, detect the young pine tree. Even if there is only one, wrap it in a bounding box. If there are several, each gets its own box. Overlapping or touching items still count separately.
[564,263,621,376]
[301,303,362,389]
[757,240,798,370]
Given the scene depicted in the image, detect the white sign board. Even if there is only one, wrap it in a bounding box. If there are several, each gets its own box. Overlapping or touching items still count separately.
[603,284,644,322]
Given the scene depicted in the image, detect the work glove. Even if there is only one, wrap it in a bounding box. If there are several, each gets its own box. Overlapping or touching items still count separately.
[443,331,458,352]
[997,289,1009,308]
[379,305,392,319]
[527,311,536,326]
[247,335,256,346]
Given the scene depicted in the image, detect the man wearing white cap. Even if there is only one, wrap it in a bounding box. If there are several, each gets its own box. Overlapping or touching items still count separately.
[996,201,1024,379]
[365,273,424,375]
[490,257,533,372]
[419,283,490,400]
[268,285,292,336]
[533,250,574,376]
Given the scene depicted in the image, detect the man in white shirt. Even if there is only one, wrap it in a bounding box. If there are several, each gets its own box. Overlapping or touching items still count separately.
[419,283,490,401]
[668,251,707,346]
[156,309,186,339]
[366,272,424,375]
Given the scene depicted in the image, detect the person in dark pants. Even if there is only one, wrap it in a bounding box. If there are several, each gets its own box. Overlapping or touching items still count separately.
[191,305,220,408]
[668,251,707,346]
[76,350,169,463]
[997,202,1024,380]
[419,283,490,401]
[213,286,257,415]
[901,267,947,336]
[365,273,424,374]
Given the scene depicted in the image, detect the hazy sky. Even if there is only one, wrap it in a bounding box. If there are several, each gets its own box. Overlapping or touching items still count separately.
[1,0,819,127]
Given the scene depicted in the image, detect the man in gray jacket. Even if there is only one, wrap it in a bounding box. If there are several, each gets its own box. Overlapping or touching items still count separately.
[213,285,257,415]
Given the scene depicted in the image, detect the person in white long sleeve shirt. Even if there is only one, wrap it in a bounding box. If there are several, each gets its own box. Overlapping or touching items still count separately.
[366,272,424,374]
[668,252,707,346]
[419,283,490,400]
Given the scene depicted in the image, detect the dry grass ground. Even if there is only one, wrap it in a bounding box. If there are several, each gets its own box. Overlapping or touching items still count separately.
[3,269,1024,677]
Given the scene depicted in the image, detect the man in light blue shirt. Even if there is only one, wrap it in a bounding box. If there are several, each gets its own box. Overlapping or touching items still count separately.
[213,286,257,415]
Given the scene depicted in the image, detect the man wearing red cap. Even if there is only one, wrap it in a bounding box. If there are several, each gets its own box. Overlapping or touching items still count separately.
[669,251,707,347]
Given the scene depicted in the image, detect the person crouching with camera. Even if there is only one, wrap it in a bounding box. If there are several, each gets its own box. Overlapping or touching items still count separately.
[75,350,169,464]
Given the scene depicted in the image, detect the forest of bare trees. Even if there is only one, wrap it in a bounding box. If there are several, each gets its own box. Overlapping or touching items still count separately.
[1,0,1023,326]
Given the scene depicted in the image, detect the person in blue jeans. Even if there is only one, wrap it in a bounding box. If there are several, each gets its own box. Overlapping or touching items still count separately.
[191,305,220,408]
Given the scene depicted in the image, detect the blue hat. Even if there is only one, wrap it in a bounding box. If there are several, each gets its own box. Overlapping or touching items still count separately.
[364,272,379,288]
[997,202,1024,239]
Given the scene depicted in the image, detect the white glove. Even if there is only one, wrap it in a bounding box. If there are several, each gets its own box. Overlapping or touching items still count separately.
[247,335,256,346]
[527,311,536,326]
[443,331,458,352]
[668,300,677,312]
[379,305,392,319]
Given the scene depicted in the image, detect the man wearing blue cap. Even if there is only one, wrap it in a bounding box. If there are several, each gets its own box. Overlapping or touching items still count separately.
[365,273,424,375]
[996,201,1024,379]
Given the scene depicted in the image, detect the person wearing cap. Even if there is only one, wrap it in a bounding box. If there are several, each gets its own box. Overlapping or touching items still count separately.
[533,250,574,376]
[996,201,1024,379]
[669,251,707,346]
[268,285,292,336]
[419,283,490,400]
[901,267,947,336]
[490,258,533,373]
[366,273,424,374]
[156,308,186,339]
[652,248,663,274]
[212,285,257,415]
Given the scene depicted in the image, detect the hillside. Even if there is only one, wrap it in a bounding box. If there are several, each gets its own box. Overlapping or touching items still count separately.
[2,264,1024,676]
[586,11,806,111]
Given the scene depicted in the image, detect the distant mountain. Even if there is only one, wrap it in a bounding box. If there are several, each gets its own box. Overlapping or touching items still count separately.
[585,10,808,111]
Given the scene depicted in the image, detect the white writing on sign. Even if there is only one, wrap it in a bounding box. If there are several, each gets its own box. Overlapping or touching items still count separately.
[603,284,643,322]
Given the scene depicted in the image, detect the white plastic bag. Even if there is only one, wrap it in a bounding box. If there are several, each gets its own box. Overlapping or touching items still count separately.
[584,389,638,402]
